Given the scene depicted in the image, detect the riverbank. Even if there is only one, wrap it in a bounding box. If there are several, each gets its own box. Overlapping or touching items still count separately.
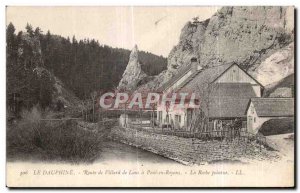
[109,126,281,165]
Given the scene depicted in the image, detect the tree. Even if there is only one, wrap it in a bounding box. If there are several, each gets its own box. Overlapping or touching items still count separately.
[90,91,97,122]
[7,22,15,35]
[25,23,34,37]
[81,101,89,121]
[6,22,15,51]
[189,80,216,134]
[7,21,168,115]
[45,30,51,42]
[38,72,54,109]
[192,16,199,23]
[165,100,170,131]
[150,102,157,129]
[72,35,77,44]
[34,27,43,37]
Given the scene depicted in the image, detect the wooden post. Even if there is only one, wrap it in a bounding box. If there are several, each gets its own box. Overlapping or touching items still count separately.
[140,109,142,129]
[259,137,262,152]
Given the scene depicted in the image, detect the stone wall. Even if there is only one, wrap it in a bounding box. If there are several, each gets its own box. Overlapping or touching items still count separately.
[110,127,279,165]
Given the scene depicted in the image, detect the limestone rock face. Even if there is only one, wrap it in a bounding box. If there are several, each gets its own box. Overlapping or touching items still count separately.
[136,71,167,91]
[117,45,147,91]
[120,6,294,91]
[166,6,294,84]
[248,42,294,86]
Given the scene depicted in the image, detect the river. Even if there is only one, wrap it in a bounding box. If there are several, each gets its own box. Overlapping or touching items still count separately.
[96,140,180,165]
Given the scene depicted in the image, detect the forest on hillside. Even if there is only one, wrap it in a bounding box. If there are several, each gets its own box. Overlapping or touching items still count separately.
[6,22,167,114]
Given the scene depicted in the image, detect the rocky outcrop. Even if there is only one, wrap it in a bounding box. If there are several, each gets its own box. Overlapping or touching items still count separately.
[248,42,294,86]
[18,34,43,64]
[136,70,167,91]
[117,45,148,91]
[120,7,294,91]
[18,33,82,111]
[166,6,294,83]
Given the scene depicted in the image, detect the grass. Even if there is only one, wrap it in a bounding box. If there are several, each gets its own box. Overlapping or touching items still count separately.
[7,106,115,163]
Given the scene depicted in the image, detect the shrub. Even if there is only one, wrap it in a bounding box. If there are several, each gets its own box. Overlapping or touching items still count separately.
[7,107,114,163]
[7,106,42,156]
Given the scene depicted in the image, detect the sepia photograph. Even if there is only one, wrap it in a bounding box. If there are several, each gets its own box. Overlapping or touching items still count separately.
[5,5,295,188]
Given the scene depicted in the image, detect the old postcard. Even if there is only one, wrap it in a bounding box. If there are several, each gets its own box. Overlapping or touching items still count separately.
[6,6,295,187]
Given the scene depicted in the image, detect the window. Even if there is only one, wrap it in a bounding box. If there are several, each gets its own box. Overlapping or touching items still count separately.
[158,111,162,122]
[175,115,181,123]
[166,115,169,123]
[254,117,256,123]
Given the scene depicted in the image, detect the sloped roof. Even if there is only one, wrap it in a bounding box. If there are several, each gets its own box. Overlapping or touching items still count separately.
[157,63,192,92]
[249,98,294,117]
[178,63,233,92]
[205,83,257,118]
[159,63,263,93]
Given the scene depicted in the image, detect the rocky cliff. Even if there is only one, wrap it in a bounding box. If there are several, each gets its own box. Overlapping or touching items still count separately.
[122,6,294,91]
[117,45,149,91]
[249,42,294,86]
[167,6,294,84]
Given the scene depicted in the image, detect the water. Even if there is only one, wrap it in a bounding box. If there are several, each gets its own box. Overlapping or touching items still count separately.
[96,140,180,165]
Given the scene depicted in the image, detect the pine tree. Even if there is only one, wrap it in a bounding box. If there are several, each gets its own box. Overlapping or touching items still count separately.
[34,27,43,37]
[6,22,15,53]
[25,23,34,37]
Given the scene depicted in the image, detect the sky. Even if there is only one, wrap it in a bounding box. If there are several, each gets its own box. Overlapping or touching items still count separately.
[6,6,219,57]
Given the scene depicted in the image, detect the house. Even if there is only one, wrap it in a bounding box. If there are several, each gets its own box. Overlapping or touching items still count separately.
[245,98,294,134]
[156,58,264,132]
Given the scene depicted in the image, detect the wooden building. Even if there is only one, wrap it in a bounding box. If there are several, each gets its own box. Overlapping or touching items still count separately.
[156,58,264,132]
[245,98,294,134]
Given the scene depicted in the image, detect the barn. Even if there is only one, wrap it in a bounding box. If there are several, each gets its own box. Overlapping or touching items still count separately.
[156,58,264,132]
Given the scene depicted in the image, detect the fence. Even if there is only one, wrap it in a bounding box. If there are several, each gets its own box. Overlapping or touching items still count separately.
[40,118,117,131]
[126,122,266,147]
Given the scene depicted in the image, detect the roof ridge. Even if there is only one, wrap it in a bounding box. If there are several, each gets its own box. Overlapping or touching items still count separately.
[177,63,233,90]
[161,62,234,92]
[206,63,233,69]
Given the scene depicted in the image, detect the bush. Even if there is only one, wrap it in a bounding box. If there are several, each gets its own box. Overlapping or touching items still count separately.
[7,107,113,163]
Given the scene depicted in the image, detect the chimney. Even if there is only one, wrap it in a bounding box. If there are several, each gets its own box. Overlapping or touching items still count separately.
[191,57,202,72]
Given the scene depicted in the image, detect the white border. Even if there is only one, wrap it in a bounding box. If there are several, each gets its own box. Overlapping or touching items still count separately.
[1,0,299,192]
